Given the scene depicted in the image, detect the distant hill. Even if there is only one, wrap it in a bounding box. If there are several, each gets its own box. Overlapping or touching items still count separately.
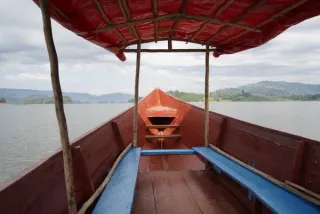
[213,81,320,96]
[0,88,133,104]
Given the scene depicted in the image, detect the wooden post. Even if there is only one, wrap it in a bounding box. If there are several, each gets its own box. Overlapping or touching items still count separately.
[205,45,210,147]
[39,0,77,213]
[133,42,141,147]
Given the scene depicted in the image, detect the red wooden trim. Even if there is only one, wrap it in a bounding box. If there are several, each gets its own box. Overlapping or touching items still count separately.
[215,117,226,148]
[291,141,306,184]
[252,196,262,214]
[72,146,94,197]
[111,121,125,150]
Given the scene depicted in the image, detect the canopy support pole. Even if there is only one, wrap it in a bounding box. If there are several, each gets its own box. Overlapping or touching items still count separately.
[39,0,77,213]
[133,42,141,147]
[205,45,210,148]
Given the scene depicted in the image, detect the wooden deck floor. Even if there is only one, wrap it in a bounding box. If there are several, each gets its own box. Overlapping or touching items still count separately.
[132,170,248,214]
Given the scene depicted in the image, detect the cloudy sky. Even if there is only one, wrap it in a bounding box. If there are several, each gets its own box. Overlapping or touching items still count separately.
[0,1,319,95]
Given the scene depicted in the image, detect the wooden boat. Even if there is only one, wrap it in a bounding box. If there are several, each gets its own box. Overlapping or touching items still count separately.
[1,0,320,213]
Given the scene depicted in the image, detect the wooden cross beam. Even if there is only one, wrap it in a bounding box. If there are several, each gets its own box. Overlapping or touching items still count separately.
[123,48,215,53]
[93,0,127,45]
[118,0,141,42]
[92,13,261,34]
[170,0,189,39]
[189,0,234,42]
[218,0,307,46]
[205,0,266,45]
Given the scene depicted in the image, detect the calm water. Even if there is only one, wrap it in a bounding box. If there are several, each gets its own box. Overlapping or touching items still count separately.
[0,102,320,182]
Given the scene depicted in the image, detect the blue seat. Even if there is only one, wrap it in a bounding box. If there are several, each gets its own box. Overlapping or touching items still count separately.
[193,147,320,214]
[93,148,141,214]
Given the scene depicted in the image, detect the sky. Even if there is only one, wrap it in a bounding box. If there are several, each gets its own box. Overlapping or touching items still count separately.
[0,1,320,96]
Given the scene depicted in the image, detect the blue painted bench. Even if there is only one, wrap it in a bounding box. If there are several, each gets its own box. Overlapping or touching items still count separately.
[93,148,141,214]
[193,147,320,214]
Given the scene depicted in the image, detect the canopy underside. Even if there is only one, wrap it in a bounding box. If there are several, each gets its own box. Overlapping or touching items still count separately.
[34,0,320,61]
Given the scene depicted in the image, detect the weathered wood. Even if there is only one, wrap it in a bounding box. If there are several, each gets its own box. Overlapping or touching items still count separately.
[133,42,141,147]
[39,0,77,213]
[72,146,94,197]
[285,180,320,201]
[145,134,181,139]
[124,48,215,53]
[219,0,306,45]
[206,0,266,45]
[146,125,180,129]
[215,117,226,148]
[92,13,261,33]
[125,38,212,47]
[78,143,133,214]
[208,144,320,206]
[291,141,306,184]
[204,45,210,147]
[168,39,172,50]
[111,121,125,150]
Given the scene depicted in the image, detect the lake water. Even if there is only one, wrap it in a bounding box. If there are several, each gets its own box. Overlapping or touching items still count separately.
[0,102,320,182]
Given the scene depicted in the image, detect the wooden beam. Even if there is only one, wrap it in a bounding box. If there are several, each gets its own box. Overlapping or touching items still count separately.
[152,0,158,42]
[204,45,210,147]
[291,140,306,184]
[253,196,263,214]
[133,42,141,147]
[219,0,307,46]
[123,48,215,53]
[72,146,94,197]
[189,0,234,41]
[170,0,189,38]
[92,13,261,33]
[93,0,127,45]
[206,0,266,45]
[78,143,133,214]
[39,0,77,213]
[285,180,320,201]
[112,121,125,150]
[168,39,172,50]
[117,0,140,41]
[215,117,226,148]
[126,38,214,48]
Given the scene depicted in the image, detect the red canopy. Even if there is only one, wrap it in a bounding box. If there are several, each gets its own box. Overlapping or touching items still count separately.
[34,0,320,61]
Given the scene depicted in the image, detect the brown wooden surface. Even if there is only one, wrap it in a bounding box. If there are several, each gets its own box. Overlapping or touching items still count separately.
[291,141,306,184]
[132,170,247,214]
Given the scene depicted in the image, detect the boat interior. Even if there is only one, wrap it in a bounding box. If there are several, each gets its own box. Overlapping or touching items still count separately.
[1,0,320,213]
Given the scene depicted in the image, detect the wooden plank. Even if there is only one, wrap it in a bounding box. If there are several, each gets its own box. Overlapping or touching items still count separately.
[111,121,125,150]
[92,148,141,214]
[132,172,157,214]
[145,134,181,139]
[151,171,180,214]
[291,141,306,184]
[146,125,180,128]
[152,0,158,42]
[117,0,140,41]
